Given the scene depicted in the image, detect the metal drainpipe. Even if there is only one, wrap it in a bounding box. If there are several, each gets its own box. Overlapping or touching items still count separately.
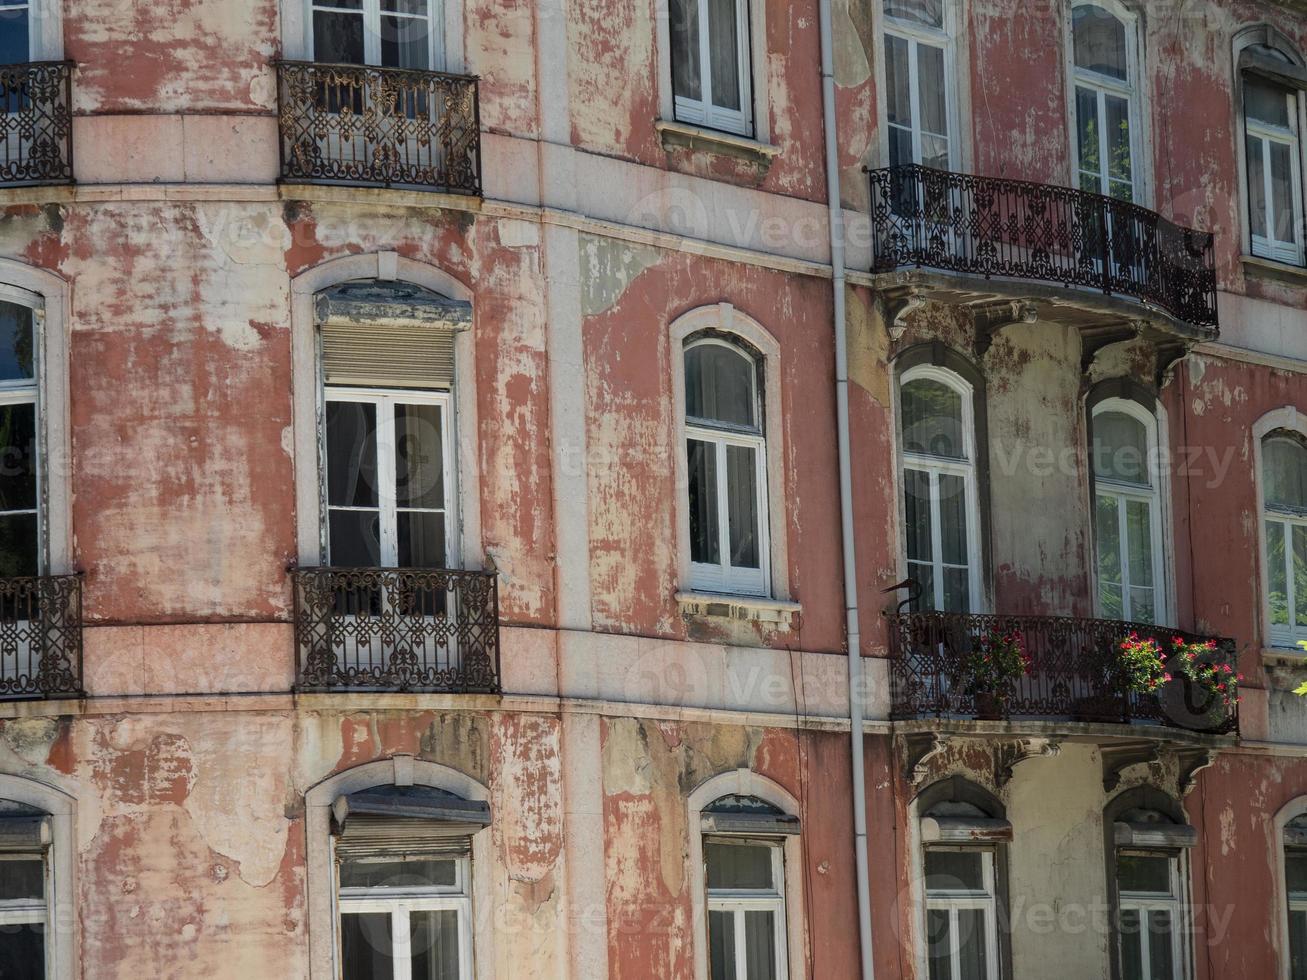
[817,0,875,977]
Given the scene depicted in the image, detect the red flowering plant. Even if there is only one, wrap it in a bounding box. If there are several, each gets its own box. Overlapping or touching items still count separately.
[959,628,1032,696]
[1169,636,1242,709]
[1116,633,1171,695]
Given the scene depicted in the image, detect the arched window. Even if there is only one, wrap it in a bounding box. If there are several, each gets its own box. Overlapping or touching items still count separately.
[684,335,770,596]
[1285,813,1307,978]
[0,774,75,979]
[1262,431,1307,646]
[882,0,956,169]
[1235,30,1306,266]
[1091,399,1166,624]
[898,364,980,612]
[1069,2,1142,201]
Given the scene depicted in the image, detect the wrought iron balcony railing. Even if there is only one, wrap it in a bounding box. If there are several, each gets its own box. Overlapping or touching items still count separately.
[0,61,73,187]
[276,60,480,194]
[291,567,500,693]
[886,610,1238,735]
[0,575,82,699]
[867,165,1218,330]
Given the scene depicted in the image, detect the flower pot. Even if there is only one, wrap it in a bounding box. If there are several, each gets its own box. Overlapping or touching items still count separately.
[1073,694,1128,724]
[973,692,1009,721]
[1160,677,1229,733]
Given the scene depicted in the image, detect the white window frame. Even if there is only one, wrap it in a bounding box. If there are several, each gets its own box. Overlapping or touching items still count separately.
[307,0,445,70]
[0,300,41,576]
[322,386,457,570]
[667,0,754,137]
[0,776,75,980]
[1066,1,1146,203]
[1245,83,1306,265]
[1275,798,1307,980]
[923,846,1001,980]
[1254,409,1307,651]
[683,336,770,597]
[335,850,474,980]
[1260,426,1307,648]
[704,837,789,980]
[897,364,983,613]
[1115,849,1189,980]
[881,0,959,170]
[1091,399,1167,625]
[0,851,49,977]
[0,0,62,62]
[1288,849,1307,980]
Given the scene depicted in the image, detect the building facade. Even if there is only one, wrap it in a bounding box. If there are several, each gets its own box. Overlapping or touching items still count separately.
[0,0,1302,978]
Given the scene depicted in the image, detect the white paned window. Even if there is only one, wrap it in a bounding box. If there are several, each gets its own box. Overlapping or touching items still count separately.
[1092,401,1165,625]
[0,299,39,579]
[705,838,788,980]
[899,366,980,613]
[311,0,443,70]
[883,0,953,169]
[924,847,1000,980]
[1116,851,1186,980]
[669,0,753,136]
[1245,72,1305,265]
[324,388,454,570]
[0,852,47,978]
[1071,3,1140,201]
[1263,432,1307,647]
[337,852,473,980]
[685,337,770,596]
[1288,843,1307,979]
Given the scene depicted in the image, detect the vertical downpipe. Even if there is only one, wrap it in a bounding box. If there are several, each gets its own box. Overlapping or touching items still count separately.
[817,0,876,977]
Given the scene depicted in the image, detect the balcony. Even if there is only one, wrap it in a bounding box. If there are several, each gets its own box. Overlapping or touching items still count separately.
[290,567,500,693]
[867,165,1218,343]
[0,575,82,700]
[0,61,73,188]
[886,610,1238,736]
[275,61,480,194]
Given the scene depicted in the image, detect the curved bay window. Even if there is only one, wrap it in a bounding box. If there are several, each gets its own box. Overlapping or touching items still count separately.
[1091,399,1165,625]
[684,336,770,597]
[1070,2,1141,201]
[1263,431,1307,647]
[898,365,980,613]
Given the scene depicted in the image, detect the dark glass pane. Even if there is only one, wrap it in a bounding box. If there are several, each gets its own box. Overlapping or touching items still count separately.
[1077,86,1101,182]
[743,910,777,980]
[410,909,460,980]
[685,343,756,429]
[884,0,942,28]
[688,439,720,565]
[0,924,44,980]
[957,907,990,980]
[1147,910,1175,977]
[937,473,968,566]
[339,857,457,889]
[1073,4,1128,79]
[381,14,430,70]
[0,304,33,382]
[1117,853,1171,894]
[329,510,382,567]
[889,125,913,169]
[1105,93,1132,191]
[1288,850,1307,895]
[926,907,951,980]
[397,511,446,568]
[1093,412,1149,485]
[885,35,911,127]
[1291,909,1307,980]
[327,401,379,508]
[1246,75,1291,128]
[0,401,36,511]
[314,8,366,64]
[341,912,396,980]
[725,444,759,570]
[1248,134,1268,240]
[1265,436,1307,512]
[0,6,27,66]
[918,43,947,138]
[707,0,741,112]
[0,513,37,578]
[1119,907,1144,980]
[901,378,964,458]
[904,468,933,564]
[383,0,428,11]
[1271,141,1295,243]
[670,0,701,102]
[708,909,737,980]
[924,848,985,893]
[395,403,444,509]
[0,858,42,901]
[705,841,773,890]
[1269,520,1289,626]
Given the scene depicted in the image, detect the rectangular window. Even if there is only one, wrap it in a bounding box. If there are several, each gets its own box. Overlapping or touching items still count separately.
[0,852,47,980]
[924,847,999,980]
[1245,76,1304,265]
[705,838,787,980]
[670,0,753,136]
[337,852,472,980]
[883,0,951,170]
[1288,848,1307,980]
[1116,851,1186,980]
[311,0,441,70]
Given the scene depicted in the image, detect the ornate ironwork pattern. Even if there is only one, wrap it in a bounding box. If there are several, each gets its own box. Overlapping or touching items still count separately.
[291,567,500,693]
[276,61,480,194]
[886,610,1238,734]
[0,575,83,699]
[868,165,1218,330]
[0,61,74,187]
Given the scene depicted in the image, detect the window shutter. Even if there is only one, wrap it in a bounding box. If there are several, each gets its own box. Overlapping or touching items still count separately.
[316,281,471,390]
[331,786,490,859]
[920,816,1013,843]
[0,801,50,851]
[1113,820,1197,849]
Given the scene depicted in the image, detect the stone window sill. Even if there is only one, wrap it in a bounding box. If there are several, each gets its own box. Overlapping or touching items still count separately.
[1242,254,1307,286]
[655,119,781,168]
[676,591,801,627]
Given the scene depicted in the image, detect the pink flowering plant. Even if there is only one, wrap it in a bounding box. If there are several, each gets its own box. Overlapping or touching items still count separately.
[1116,633,1170,694]
[1168,636,1242,709]
[960,628,1031,695]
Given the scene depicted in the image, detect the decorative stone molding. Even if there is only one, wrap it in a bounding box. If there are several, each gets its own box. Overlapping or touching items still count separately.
[993,736,1061,787]
[1101,739,1162,792]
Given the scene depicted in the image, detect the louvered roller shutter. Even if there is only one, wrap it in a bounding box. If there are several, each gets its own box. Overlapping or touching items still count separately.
[331,786,490,859]
[316,280,472,390]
